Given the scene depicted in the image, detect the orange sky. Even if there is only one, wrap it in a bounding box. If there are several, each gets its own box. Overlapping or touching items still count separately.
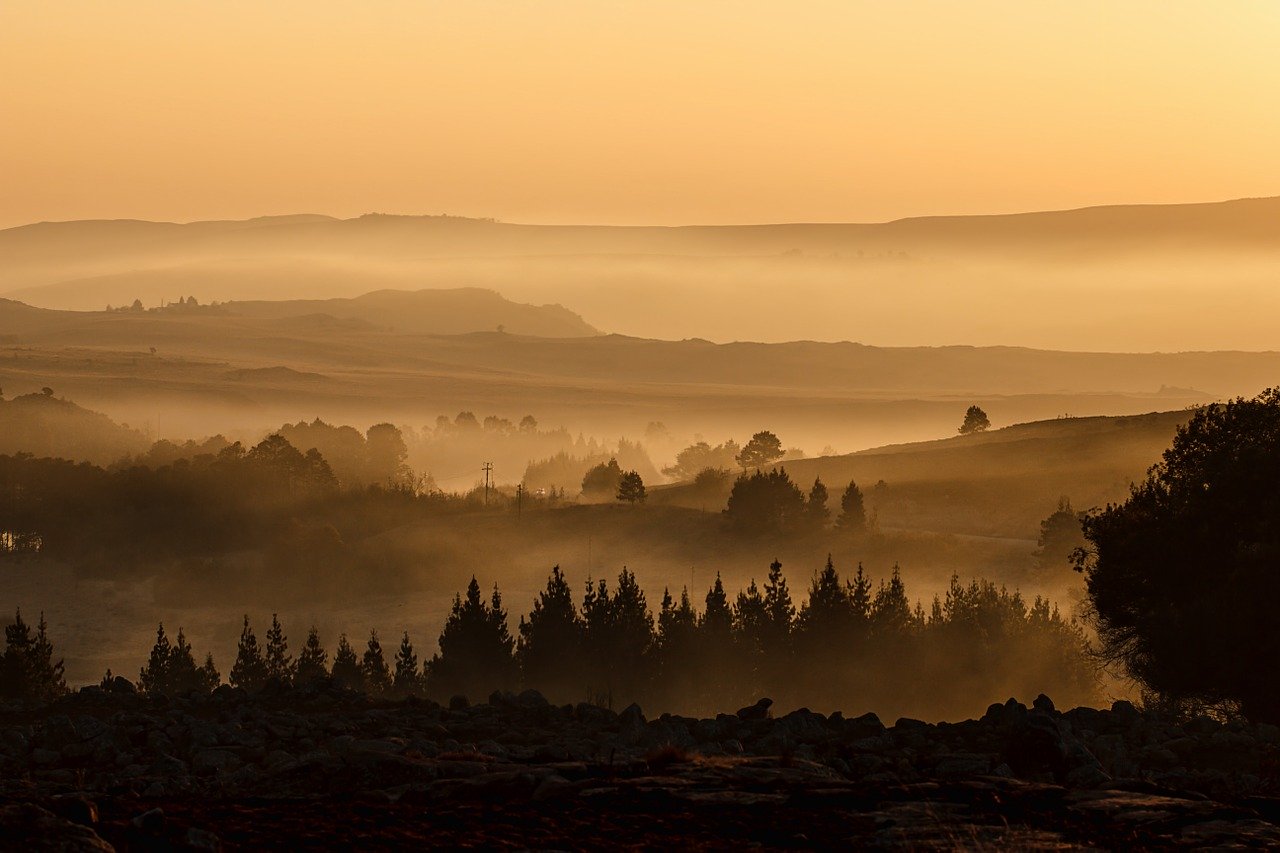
[3,1,1279,228]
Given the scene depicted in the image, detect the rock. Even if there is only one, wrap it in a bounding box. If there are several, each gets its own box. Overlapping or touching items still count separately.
[1033,694,1056,714]
[185,826,223,851]
[31,748,61,766]
[933,754,992,778]
[737,698,773,721]
[516,689,549,709]
[846,712,886,740]
[449,695,470,711]
[192,748,241,774]
[0,803,114,851]
[130,806,165,833]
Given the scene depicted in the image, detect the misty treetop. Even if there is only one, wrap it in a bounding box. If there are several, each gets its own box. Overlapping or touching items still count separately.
[62,558,1095,721]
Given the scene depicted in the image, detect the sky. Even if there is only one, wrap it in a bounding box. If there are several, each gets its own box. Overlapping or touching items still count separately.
[3,1,1279,228]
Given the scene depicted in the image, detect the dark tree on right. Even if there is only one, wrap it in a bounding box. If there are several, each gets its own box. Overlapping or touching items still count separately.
[1076,389,1280,722]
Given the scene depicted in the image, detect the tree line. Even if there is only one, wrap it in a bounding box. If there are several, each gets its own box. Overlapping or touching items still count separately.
[5,559,1097,720]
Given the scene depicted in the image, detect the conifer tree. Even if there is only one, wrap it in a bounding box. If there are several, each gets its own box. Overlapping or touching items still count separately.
[871,565,913,635]
[330,633,362,690]
[138,623,173,696]
[806,477,830,527]
[837,480,867,532]
[393,632,420,696]
[616,470,647,504]
[264,614,294,685]
[362,630,392,695]
[199,652,221,691]
[581,568,653,708]
[426,577,516,701]
[295,626,329,685]
[229,615,268,691]
[732,578,770,696]
[169,628,202,692]
[762,560,795,642]
[516,565,584,701]
[25,612,65,701]
[848,562,873,623]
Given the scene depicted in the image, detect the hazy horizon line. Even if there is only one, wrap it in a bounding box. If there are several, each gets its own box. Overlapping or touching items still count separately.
[7,192,1280,233]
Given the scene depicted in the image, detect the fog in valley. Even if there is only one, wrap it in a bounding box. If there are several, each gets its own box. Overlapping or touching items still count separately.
[2,197,1280,721]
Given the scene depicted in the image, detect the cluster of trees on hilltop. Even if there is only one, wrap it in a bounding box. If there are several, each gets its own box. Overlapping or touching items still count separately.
[725,469,869,535]
[0,390,148,464]
[0,435,461,572]
[81,559,1095,720]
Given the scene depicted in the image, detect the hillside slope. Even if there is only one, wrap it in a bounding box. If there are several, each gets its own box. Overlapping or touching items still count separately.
[656,411,1189,540]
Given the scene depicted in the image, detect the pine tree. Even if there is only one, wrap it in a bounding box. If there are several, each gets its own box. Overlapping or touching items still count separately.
[393,632,421,696]
[169,628,202,692]
[616,470,647,504]
[516,565,584,701]
[264,614,294,685]
[295,627,329,685]
[837,480,866,532]
[0,609,34,700]
[762,560,795,642]
[871,564,913,635]
[199,653,221,691]
[362,630,392,696]
[701,573,732,637]
[425,577,516,701]
[229,615,268,691]
[806,477,830,527]
[331,633,362,690]
[138,623,173,696]
[26,613,66,701]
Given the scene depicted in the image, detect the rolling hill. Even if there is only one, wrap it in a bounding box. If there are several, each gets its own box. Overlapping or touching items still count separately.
[4,197,1280,349]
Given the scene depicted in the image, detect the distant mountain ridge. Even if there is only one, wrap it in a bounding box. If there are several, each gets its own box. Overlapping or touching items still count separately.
[0,287,599,339]
[5,196,1280,271]
[4,196,1280,348]
[223,288,598,338]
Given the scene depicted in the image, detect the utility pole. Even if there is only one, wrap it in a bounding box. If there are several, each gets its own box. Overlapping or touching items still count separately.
[482,462,493,507]
[515,483,523,517]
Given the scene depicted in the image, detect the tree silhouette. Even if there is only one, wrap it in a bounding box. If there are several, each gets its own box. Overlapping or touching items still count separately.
[1077,389,1280,722]
[265,614,294,685]
[582,568,653,708]
[581,458,623,498]
[229,615,268,691]
[362,630,392,696]
[1035,497,1085,570]
[959,405,991,435]
[295,627,329,685]
[517,566,584,702]
[735,431,784,472]
[393,632,421,697]
[725,468,806,532]
[806,476,830,527]
[8,611,66,701]
[616,470,646,503]
[426,577,516,701]
[836,479,866,532]
[199,653,221,691]
[330,634,362,690]
[139,623,213,695]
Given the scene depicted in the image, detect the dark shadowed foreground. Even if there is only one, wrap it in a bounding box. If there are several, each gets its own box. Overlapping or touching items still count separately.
[3,685,1279,850]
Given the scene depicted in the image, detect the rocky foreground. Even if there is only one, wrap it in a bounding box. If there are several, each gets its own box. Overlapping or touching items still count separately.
[2,682,1280,850]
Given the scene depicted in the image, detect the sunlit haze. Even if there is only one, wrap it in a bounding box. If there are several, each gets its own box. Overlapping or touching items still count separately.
[3,1,1279,227]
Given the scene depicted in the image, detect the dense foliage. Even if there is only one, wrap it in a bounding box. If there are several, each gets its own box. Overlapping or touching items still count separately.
[1078,389,1280,722]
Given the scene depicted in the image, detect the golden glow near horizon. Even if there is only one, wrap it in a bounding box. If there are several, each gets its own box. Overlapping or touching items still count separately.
[3,1,1279,228]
